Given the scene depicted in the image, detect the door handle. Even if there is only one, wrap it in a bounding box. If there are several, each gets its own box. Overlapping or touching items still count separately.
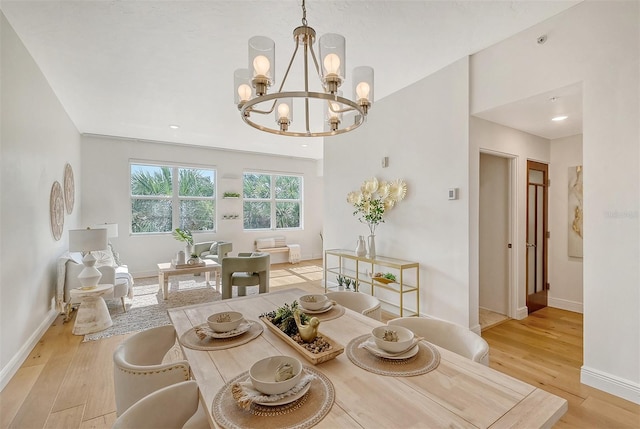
[526,243,536,248]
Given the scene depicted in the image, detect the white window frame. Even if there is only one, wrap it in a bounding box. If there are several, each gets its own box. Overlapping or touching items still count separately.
[243,171,303,231]
[130,161,217,234]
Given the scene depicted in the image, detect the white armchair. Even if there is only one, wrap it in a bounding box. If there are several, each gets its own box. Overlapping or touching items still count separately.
[388,317,490,365]
[112,381,209,429]
[325,291,382,321]
[113,325,191,416]
[57,249,134,318]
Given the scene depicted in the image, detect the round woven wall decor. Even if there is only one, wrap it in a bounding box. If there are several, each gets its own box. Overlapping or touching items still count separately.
[63,163,75,214]
[50,181,64,240]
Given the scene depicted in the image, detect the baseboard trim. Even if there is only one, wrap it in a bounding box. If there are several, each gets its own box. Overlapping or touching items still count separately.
[470,323,481,335]
[548,297,583,313]
[516,306,528,320]
[0,309,58,392]
[581,365,640,404]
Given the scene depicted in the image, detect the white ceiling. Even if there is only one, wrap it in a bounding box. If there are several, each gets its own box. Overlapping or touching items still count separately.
[1,0,582,159]
[474,82,583,140]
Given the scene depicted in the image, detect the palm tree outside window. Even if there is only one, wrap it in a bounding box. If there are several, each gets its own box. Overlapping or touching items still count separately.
[130,163,216,234]
[243,172,302,230]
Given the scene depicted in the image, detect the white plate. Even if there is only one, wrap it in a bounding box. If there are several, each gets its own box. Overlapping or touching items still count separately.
[254,381,311,406]
[362,340,419,360]
[208,320,252,339]
[301,302,333,314]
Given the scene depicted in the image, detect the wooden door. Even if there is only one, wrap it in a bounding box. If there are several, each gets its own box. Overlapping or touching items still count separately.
[526,160,548,313]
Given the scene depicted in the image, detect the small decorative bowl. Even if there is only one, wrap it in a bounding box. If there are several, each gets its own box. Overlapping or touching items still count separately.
[207,311,244,333]
[372,325,414,354]
[299,294,329,311]
[249,355,303,395]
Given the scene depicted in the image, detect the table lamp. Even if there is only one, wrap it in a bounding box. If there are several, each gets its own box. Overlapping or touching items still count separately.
[94,222,120,265]
[69,227,108,289]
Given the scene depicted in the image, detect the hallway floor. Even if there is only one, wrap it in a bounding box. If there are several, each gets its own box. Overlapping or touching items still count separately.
[479,308,509,331]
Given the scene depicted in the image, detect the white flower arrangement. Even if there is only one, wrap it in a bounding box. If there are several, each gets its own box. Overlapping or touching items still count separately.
[347,177,407,234]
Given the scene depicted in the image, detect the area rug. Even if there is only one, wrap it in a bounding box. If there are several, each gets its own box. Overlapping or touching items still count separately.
[83,274,222,342]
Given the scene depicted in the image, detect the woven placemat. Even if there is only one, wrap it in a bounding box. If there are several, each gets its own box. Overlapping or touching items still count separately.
[179,321,263,351]
[346,334,440,377]
[301,304,345,322]
[212,366,334,429]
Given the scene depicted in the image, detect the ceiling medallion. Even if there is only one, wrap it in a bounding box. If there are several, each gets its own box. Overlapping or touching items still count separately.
[233,0,374,137]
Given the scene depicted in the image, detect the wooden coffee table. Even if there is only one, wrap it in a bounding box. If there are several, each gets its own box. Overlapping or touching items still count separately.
[157,259,220,300]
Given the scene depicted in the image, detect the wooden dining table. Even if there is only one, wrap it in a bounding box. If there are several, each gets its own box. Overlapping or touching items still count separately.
[167,288,567,428]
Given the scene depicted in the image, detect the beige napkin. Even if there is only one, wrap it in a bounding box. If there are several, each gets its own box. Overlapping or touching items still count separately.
[231,373,316,410]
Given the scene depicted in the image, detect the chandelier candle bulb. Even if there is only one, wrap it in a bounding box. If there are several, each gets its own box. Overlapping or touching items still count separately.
[353,66,374,114]
[276,99,293,131]
[234,68,253,107]
[248,36,275,96]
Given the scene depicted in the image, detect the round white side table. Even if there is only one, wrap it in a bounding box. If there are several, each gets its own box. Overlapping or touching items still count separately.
[70,283,114,335]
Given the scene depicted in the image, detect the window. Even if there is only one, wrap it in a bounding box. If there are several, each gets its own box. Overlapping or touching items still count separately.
[131,163,216,233]
[243,172,302,230]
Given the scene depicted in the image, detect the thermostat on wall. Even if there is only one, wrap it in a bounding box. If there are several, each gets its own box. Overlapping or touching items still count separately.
[448,188,458,200]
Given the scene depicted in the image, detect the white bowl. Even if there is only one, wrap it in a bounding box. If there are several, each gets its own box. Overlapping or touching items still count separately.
[207,311,244,332]
[372,325,414,354]
[249,356,303,395]
[299,294,329,311]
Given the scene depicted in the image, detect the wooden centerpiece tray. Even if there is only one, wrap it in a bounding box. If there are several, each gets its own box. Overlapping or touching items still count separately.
[173,261,206,269]
[259,317,344,365]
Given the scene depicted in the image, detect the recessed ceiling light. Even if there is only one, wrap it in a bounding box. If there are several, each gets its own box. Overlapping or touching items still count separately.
[169,124,180,129]
[301,144,308,147]
[552,115,568,121]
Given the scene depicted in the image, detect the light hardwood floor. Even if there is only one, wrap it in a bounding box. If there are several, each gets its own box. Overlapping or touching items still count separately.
[1,260,638,428]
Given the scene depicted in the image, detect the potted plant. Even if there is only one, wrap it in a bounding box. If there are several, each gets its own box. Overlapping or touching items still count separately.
[336,275,345,291]
[173,228,194,256]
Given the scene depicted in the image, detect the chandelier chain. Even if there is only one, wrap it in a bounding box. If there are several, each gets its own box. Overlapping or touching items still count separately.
[301,0,308,26]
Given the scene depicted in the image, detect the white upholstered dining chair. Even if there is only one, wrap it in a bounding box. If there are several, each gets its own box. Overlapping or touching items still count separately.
[388,316,490,366]
[112,381,209,429]
[325,291,382,321]
[113,325,191,416]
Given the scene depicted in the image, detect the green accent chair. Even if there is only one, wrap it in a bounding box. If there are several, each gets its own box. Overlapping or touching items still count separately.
[221,252,270,299]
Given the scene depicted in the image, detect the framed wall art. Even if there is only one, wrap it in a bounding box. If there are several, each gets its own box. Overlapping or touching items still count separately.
[568,165,583,258]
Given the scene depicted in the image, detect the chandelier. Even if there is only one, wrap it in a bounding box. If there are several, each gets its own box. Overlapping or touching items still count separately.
[233,0,374,137]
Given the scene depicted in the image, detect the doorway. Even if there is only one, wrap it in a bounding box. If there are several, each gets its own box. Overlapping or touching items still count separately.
[526,160,549,313]
[479,152,513,329]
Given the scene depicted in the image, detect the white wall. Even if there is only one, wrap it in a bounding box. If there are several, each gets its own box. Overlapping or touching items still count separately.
[479,153,509,315]
[470,118,550,318]
[0,13,82,390]
[81,135,324,276]
[549,134,583,313]
[324,57,472,327]
[471,1,639,403]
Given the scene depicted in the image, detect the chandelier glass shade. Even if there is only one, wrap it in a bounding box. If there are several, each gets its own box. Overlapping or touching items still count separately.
[234,0,374,137]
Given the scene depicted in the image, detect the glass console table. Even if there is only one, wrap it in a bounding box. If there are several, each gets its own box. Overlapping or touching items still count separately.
[324,249,419,317]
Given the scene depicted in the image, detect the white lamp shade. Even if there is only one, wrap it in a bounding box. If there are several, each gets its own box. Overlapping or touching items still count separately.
[94,223,118,238]
[69,228,108,253]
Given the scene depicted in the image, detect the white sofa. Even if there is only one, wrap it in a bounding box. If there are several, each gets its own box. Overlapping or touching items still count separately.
[57,249,134,318]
